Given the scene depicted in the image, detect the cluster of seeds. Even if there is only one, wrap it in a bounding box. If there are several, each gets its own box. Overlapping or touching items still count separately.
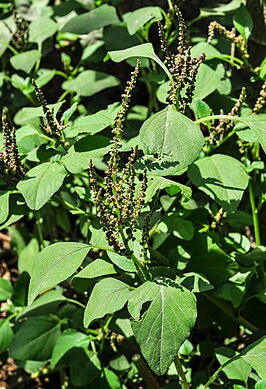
[0,111,24,185]
[11,9,29,52]
[32,79,63,139]
[158,5,206,113]
[210,208,227,230]
[208,87,246,146]
[208,21,249,64]
[253,81,266,114]
[89,61,149,268]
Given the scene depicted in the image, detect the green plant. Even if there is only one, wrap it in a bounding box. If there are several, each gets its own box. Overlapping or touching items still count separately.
[0,1,266,388]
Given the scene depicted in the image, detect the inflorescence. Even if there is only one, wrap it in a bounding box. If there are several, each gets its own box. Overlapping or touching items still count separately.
[208,87,246,147]
[32,79,63,140]
[89,61,150,271]
[158,5,206,113]
[0,111,25,185]
[253,81,266,115]
[208,21,249,64]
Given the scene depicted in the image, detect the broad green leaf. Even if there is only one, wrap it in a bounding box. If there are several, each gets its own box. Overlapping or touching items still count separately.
[108,43,172,80]
[62,70,120,97]
[158,212,194,241]
[0,279,12,301]
[255,381,266,389]
[188,154,249,213]
[10,50,40,74]
[0,20,12,57]
[0,191,9,224]
[70,103,120,137]
[15,101,64,125]
[61,102,78,125]
[194,64,226,99]
[233,4,253,40]
[28,242,90,304]
[17,162,67,210]
[9,316,60,361]
[186,235,238,286]
[139,105,204,176]
[107,251,136,272]
[74,259,117,280]
[17,290,66,320]
[216,347,251,382]
[128,277,197,374]
[123,7,162,35]
[51,329,89,368]
[0,320,13,353]
[241,336,266,379]
[29,17,58,44]
[18,238,40,276]
[61,5,119,34]
[69,348,101,386]
[242,115,266,153]
[145,176,192,203]
[83,278,131,328]
[179,272,214,293]
[61,135,110,174]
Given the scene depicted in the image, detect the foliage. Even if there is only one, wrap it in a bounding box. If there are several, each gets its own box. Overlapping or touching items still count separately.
[0,0,266,388]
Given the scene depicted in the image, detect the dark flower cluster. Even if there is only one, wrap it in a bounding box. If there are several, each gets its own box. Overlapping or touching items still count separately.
[158,5,206,113]
[32,79,63,139]
[89,61,149,269]
[0,111,24,185]
[11,9,29,52]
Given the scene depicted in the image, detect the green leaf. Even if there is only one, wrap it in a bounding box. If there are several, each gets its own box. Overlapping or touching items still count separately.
[145,176,192,203]
[179,272,214,293]
[62,70,120,97]
[74,259,117,280]
[216,347,251,383]
[158,212,194,241]
[61,135,110,174]
[233,4,253,40]
[107,251,136,272]
[194,64,226,100]
[70,103,120,137]
[108,43,172,80]
[242,115,266,153]
[9,316,60,361]
[29,17,58,45]
[61,5,119,34]
[28,242,90,304]
[83,278,131,328]
[10,50,40,74]
[241,336,266,379]
[0,191,9,225]
[255,381,266,389]
[123,7,162,35]
[61,102,78,125]
[18,238,40,276]
[15,101,64,125]
[188,154,249,213]
[51,329,89,369]
[68,348,101,386]
[128,277,197,374]
[0,279,12,301]
[17,162,67,210]
[0,320,14,353]
[17,290,66,320]
[186,235,238,286]
[139,105,204,176]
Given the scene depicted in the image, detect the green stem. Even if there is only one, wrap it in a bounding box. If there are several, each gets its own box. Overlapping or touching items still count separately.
[203,293,258,332]
[248,182,265,288]
[195,114,242,125]
[174,356,189,389]
[132,354,161,389]
[203,356,240,389]
[36,213,44,250]
[66,298,86,309]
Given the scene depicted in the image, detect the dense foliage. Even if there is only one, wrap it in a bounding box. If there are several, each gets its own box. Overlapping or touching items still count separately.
[0,0,266,388]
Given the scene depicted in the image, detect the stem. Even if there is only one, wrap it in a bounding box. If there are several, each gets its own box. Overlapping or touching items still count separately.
[174,355,189,389]
[248,182,265,288]
[203,356,240,389]
[132,354,161,389]
[66,298,86,309]
[36,213,44,250]
[203,293,258,332]
[195,114,242,125]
